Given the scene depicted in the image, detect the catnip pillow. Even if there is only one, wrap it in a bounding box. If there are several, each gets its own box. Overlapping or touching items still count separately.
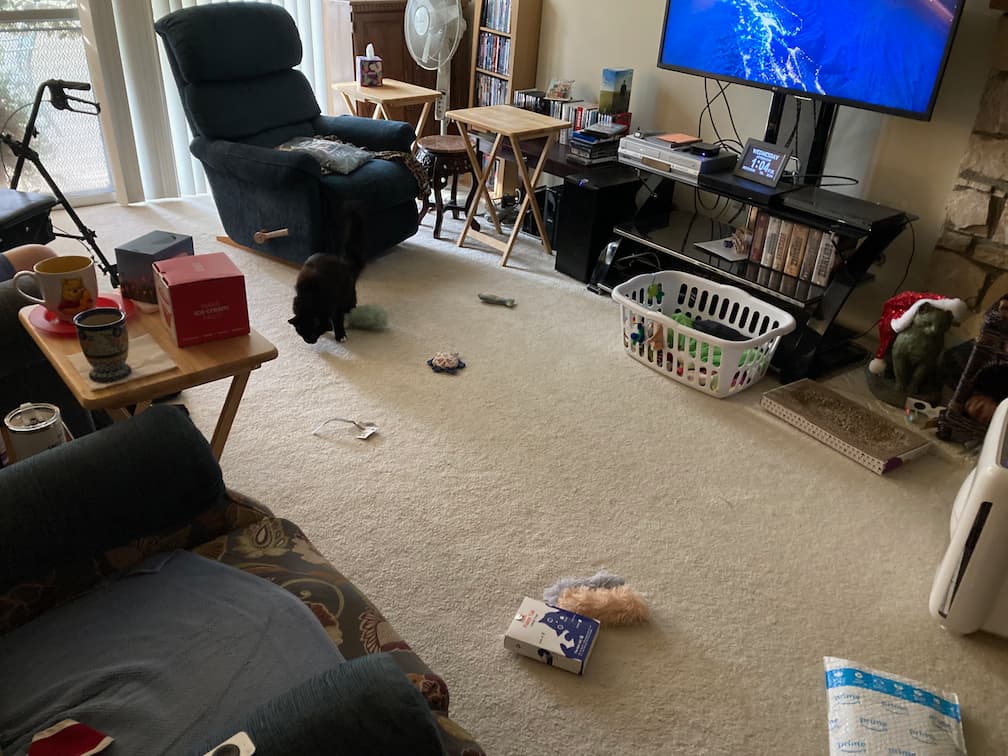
[277,136,373,174]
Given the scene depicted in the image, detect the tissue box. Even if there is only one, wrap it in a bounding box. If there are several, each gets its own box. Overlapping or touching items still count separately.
[153,253,249,348]
[504,597,599,675]
[356,54,382,86]
[116,230,194,304]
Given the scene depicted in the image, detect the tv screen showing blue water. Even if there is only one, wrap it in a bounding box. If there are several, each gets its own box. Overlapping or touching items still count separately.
[658,0,961,118]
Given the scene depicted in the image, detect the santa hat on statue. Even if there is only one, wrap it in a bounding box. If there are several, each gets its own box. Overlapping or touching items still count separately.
[868,291,967,375]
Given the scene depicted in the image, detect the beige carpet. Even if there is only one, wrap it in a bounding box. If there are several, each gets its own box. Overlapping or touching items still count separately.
[50,198,1008,754]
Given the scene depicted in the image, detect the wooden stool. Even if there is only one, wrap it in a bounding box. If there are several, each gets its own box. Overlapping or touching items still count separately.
[417,135,477,240]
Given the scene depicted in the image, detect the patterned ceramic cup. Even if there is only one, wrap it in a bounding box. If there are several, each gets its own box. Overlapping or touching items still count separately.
[13,255,99,322]
[74,307,131,383]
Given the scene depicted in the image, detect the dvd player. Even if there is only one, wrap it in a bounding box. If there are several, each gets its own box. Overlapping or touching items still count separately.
[780,186,906,231]
[618,135,737,184]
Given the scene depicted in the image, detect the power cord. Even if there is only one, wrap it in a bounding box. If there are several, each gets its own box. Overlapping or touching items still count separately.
[796,173,860,187]
[714,80,743,146]
[849,219,917,342]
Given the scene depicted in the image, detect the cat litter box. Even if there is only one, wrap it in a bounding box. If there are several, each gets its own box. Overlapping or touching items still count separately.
[611,271,795,398]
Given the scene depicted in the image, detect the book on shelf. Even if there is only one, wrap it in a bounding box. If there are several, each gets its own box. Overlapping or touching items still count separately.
[566,153,618,166]
[811,231,838,287]
[760,379,930,475]
[771,220,793,272]
[582,120,628,137]
[480,0,512,32]
[798,227,823,283]
[656,132,699,147]
[573,103,599,132]
[757,216,781,287]
[570,130,620,145]
[741,209,843,293]
[599,67,633,115]
[474,72,508,106]
[783,222,810,278]
[749,212,770,263]
[512,88,548,112]
[568,144,619,161]
[477,31,511,74]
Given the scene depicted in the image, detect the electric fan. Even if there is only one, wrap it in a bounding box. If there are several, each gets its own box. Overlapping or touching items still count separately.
[404,0,465,133]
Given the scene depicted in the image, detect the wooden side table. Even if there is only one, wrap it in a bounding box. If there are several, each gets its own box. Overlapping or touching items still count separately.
[332,78,442,145]
[446,105,571,266]
[19,306,278,460]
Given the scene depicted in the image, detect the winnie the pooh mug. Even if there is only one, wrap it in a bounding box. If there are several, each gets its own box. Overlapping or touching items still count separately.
[13,254,98,322]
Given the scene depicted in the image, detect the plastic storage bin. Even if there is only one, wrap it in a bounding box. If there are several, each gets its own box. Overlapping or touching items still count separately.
[612,271,796,398]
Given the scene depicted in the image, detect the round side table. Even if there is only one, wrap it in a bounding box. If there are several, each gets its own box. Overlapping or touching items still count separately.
[416,135,479,240]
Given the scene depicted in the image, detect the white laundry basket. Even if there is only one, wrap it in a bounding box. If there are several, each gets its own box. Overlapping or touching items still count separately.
[612,271,796,398]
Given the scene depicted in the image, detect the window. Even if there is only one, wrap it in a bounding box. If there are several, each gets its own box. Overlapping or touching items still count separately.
[0,1,113,200]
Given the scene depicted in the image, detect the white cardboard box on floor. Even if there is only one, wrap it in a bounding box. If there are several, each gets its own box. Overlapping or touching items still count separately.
[504,597,599,675]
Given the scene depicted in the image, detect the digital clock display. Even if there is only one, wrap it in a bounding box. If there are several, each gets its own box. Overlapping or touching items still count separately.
[734,138,792,187]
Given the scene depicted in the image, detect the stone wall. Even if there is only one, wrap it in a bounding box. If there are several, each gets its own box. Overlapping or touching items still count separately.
[927,13,1008,334]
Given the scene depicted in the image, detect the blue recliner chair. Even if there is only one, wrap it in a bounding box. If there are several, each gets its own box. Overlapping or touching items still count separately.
[155,2,421,265]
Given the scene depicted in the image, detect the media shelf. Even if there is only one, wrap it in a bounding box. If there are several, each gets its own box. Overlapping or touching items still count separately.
[595,173,915,382]
[613,214,829,308]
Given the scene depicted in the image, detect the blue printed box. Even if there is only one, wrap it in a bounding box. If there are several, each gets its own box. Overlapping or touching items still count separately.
[116,230,194,304]
[504,597,599,675]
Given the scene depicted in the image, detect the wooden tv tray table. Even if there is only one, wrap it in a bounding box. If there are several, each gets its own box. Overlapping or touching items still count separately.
[331,78,442,145]
[19,305,278,461]
[446,105,571,266]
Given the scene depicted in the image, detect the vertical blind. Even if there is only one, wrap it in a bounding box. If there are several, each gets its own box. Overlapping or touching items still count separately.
[147,0,326,197]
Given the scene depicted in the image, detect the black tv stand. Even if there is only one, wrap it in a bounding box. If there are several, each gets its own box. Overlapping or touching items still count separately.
[591,179,913,382]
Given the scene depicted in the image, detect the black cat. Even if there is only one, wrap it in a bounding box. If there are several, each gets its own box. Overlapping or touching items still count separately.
[289,206,366,344]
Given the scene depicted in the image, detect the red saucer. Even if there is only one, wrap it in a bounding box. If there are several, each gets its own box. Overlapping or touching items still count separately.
[28,293,138,337]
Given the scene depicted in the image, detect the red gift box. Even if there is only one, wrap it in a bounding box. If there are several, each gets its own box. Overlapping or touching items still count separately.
[153,252,249,347]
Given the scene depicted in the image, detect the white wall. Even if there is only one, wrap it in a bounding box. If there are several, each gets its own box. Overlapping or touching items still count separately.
[535,0,1002,329]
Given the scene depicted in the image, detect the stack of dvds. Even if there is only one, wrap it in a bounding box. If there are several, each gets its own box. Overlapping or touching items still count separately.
[567,130,621,166]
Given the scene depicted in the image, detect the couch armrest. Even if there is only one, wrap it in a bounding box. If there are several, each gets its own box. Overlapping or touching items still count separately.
[313,114,415,153]
[192,136,322,187]
[0,405,224,591]
[200,655,446,756]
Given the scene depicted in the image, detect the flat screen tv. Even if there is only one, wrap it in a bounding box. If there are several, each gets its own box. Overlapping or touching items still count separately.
[657,0,964,120]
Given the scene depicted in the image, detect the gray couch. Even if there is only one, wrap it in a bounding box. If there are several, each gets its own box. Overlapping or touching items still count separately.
[0,406,485,754]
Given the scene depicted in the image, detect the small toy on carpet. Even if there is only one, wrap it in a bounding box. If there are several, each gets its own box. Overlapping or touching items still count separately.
[556,585,650,626]
[544,569,649,626]
[543,569,625,604]
[478,292,516,307]
[345,304,388,331]
[312,417,379,440]
[427,351,466,374]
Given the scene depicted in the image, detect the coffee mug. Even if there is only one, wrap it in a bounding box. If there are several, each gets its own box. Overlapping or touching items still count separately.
[74,307,131,383]
[13,255,99,322]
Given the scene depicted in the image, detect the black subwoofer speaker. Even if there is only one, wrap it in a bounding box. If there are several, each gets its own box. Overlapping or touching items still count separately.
[553,168,641,283]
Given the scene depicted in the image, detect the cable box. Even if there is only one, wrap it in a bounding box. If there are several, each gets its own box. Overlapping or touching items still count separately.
[618,135,737,184]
